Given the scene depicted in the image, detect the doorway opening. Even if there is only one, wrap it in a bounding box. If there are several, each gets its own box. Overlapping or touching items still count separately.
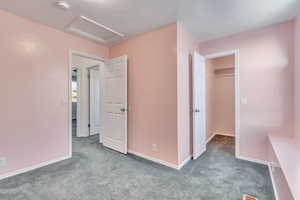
[68,51,128,156]
[70,53,103,142]
[192,50,240,159]
[71,68,78,138]
[205,54,236,152]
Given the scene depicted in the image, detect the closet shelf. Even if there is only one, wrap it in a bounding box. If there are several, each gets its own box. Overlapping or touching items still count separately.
[214,66,234,70]
[214,67,234,75]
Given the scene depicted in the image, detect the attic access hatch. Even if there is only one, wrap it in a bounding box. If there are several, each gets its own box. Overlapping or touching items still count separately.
[67,16,124,44]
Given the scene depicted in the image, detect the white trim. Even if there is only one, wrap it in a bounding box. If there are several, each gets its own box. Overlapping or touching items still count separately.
[205,50,237,59]
[268,163,279,200]
[204,49,240,158]
[237,155,269,166]
[206,132,235,144]
[206,132,217,144]
[69,50,105,157]
[178,156,192,169]
[71,50,105,62]
[235,50,241,158]
[0,156,71,181]
[75,66,81,138]
[214,131,235,137]
[128,149,179,169]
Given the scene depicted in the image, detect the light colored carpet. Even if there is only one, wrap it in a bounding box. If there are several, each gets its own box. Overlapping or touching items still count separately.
[0,135,275,200]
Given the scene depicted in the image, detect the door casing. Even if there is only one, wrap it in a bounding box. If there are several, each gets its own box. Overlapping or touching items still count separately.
[68,50,105,157]
[204,49,240,158]
[192,49,240,159]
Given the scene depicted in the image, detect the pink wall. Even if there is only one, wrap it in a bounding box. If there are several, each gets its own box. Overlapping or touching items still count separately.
[0,10,108,176]
[109,24,179,165]
[199,21,294,162]
[177,23,199,164]
[213,55,235,135]
[0,7,297,175]
[214,72,235,134]
[294,15,300,140]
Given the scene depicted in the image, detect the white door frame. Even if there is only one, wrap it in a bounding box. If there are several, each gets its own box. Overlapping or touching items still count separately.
[204,49,240,158]
[68,50,105,157]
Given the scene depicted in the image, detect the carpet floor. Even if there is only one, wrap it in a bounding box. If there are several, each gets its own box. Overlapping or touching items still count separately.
[0,135,275,200]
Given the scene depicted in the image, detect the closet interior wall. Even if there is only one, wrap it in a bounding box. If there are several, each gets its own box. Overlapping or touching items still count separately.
[205,55,235,140]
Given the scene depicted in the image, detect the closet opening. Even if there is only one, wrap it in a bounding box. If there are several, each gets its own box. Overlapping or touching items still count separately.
[192,50,239,160]
[205,53,236,154]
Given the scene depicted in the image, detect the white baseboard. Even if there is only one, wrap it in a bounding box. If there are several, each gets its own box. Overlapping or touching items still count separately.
[206,131,235,144]
[206,132,217,144]
[0,155,71,181]
[237,155,268,166]
[128,149,179,169]
[268,164,279,200]
[178,156,191,170]
[214,131,235,137]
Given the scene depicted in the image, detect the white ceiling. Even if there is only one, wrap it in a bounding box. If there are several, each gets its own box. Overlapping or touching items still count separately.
[1,0,299,46]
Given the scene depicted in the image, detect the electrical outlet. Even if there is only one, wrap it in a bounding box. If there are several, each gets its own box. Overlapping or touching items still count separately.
[152,144,158,152]
[0,157,6,168]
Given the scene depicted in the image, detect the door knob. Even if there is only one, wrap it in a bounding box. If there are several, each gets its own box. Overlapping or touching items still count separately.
[120,108,127,112]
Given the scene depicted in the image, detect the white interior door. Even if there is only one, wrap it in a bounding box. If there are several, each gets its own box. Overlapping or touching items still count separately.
[192,52,207,159]
[89,67,100,136]
[100,56,127,154]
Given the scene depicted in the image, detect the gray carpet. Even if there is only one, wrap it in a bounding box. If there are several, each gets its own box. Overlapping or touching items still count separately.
[72,119,77,137]
[0,135,275,200]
